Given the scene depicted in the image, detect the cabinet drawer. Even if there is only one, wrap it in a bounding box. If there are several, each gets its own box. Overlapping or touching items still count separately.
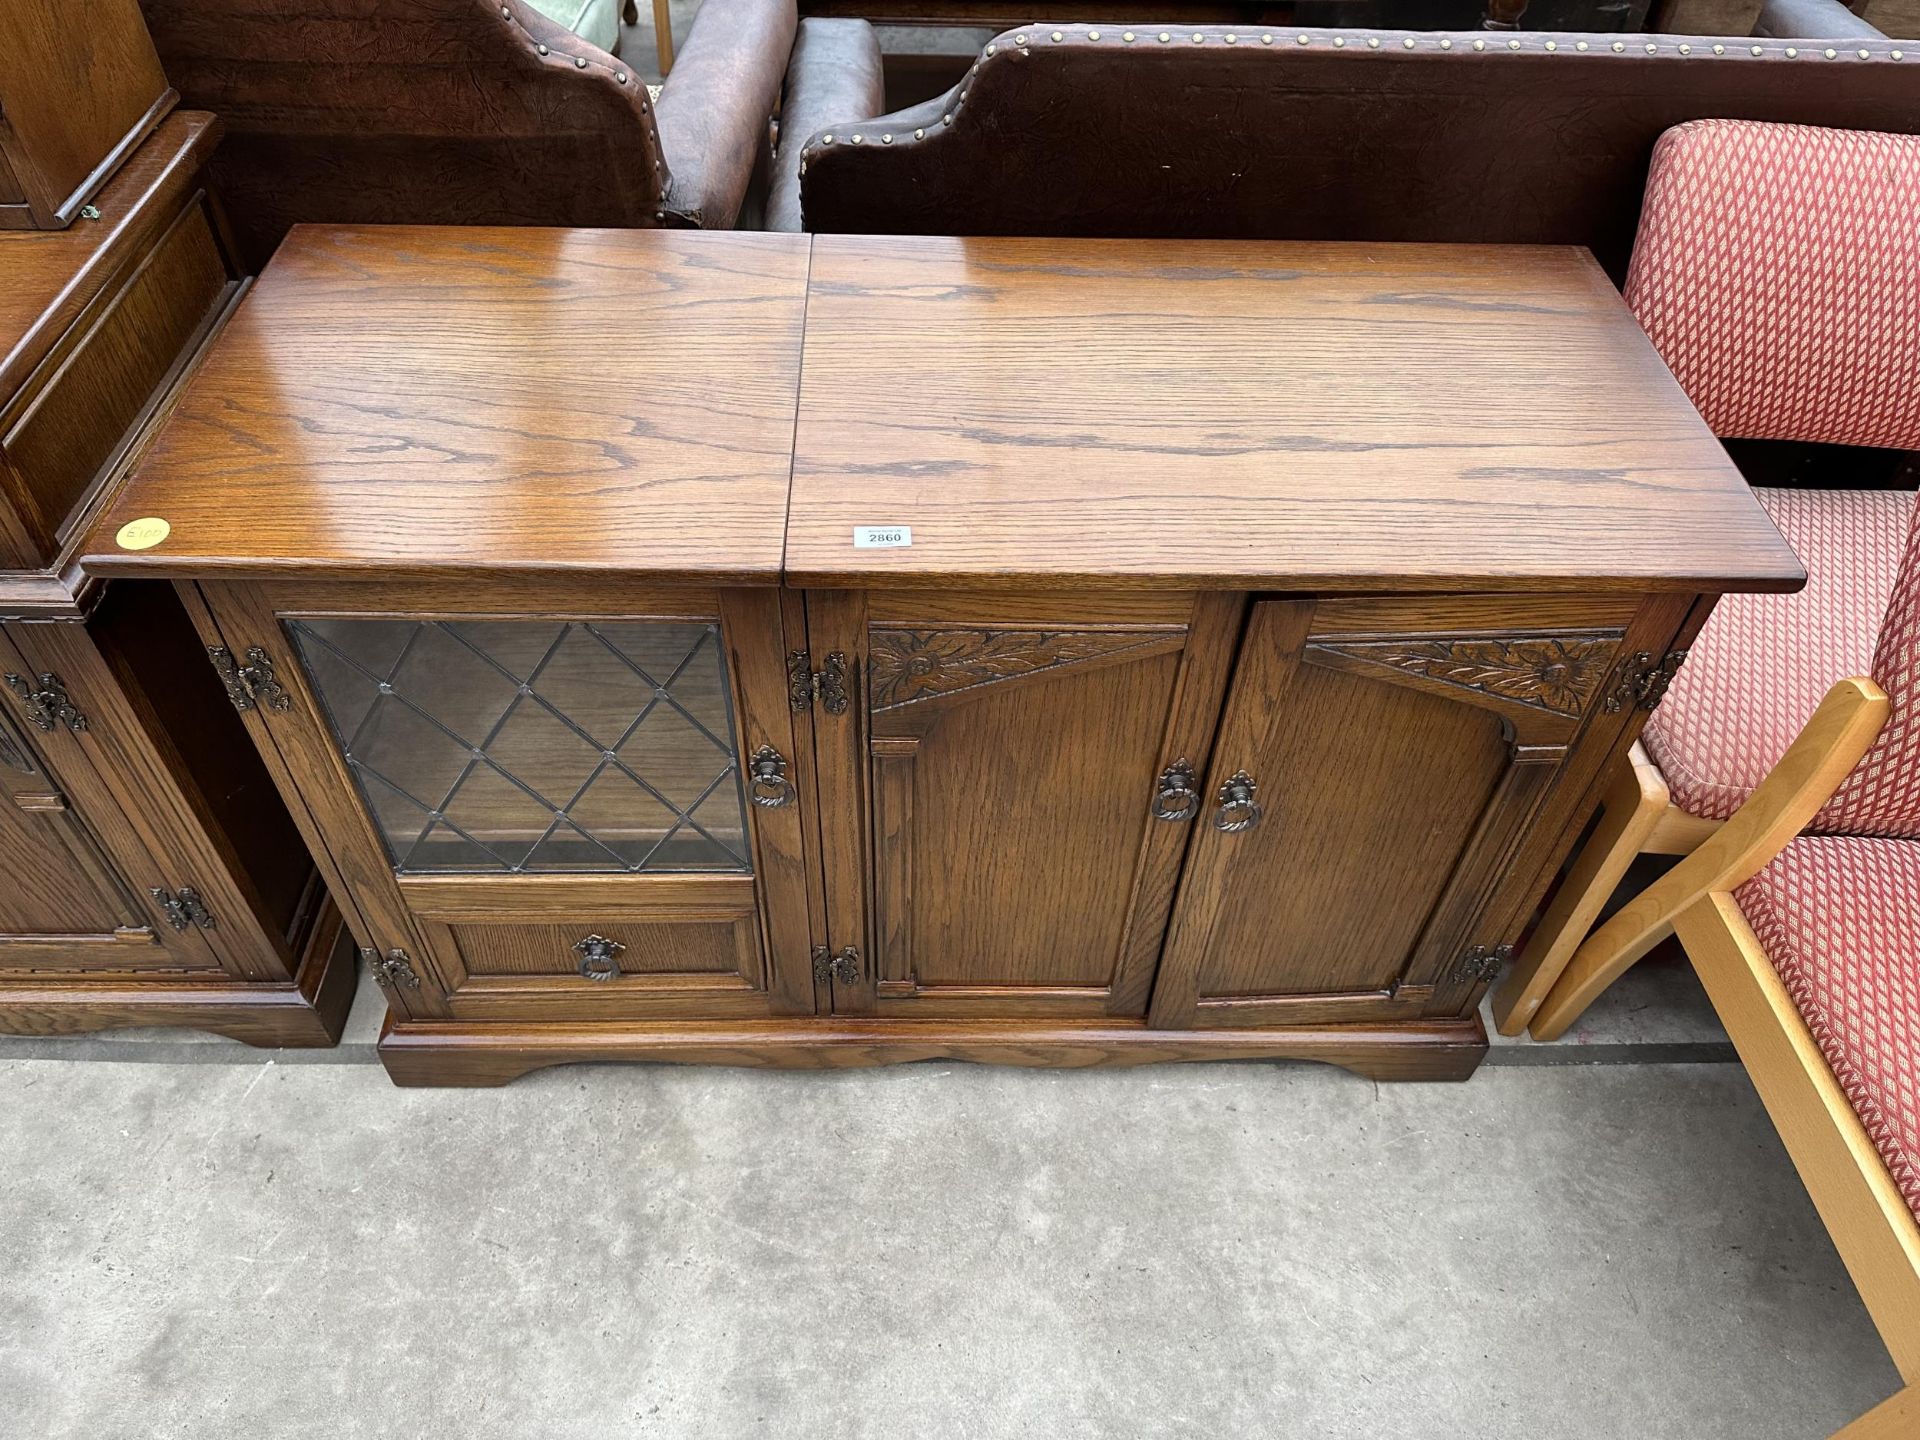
[448,915,762,984]
[400,873,777,1021]
[1,197,233,562]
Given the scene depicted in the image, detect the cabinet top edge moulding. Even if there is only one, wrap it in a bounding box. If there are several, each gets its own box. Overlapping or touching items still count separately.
[83,227,814,587]
[786,235,1805,596]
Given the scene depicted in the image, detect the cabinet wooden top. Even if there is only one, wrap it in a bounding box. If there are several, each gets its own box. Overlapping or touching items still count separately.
[85,226,812,585]
[788,236,1802,594]
[85,228,1803,595]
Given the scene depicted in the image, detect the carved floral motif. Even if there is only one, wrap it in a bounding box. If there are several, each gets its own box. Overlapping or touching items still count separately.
[868,629,1173,710]
[1305,635,1618,717]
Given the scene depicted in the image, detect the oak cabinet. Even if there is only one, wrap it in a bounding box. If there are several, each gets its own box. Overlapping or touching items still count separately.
[0,112,352,1045]
[181,573,1691,1083]
[79,227,1803,1083]
[0,585,348,1040]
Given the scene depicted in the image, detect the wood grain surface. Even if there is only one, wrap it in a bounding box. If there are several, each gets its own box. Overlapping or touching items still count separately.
[787,235,1804,594]
[0,0,174,229]
[85,227,813,585]
[0,112,219,399]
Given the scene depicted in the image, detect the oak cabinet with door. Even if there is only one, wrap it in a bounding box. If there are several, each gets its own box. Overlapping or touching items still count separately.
[168,570,1704,1084]
[81,228,1805,1084]
[186,578,817,1041]
[0,107,351,1045]
[0,584,349,1043]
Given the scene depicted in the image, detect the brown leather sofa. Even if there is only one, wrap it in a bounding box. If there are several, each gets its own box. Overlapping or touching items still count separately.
[773,8,1916,279]
[142,0,801,268]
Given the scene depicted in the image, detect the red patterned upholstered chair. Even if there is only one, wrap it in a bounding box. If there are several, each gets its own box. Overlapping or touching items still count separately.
[1495,118,1920,1039]
[1495,119,1920,1439]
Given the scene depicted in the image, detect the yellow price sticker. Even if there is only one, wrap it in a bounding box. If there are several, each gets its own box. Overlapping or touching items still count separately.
[115,517,171,551]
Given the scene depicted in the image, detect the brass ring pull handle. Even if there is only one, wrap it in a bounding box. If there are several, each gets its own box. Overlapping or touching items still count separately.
[748,744,795,808]
[1152,759,1200,822]
[573,933,625,981]
[1212,770,1263,833]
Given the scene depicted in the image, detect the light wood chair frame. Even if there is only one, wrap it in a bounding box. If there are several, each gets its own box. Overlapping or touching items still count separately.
[1494,738,1722,1038]
[1521,679,1920,1436]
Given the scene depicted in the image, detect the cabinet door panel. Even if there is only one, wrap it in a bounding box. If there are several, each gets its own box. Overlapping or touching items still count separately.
[1151,597,1641,1029]
[813,592,1243,1019]
[196,580,816,1022]
[0,637,214,972]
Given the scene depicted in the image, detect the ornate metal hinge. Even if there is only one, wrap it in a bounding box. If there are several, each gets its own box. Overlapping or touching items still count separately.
[208,645,291,713]
[1456,943,1513,986]
[573,933,625,981]
[787,650,849,716]
[4,671,87,733]
[363,947,422,989]
[149,885,217,931]
[812,943,861,986]
[1603,649,1688,714]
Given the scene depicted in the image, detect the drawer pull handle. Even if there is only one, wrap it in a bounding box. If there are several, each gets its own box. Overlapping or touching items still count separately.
[1212,770,1263,833]
[1152,759,1199,822]
[574,933,625,981]
[748,744,796,808]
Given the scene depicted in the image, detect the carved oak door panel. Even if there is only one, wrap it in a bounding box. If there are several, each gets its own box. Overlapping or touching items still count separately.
[193,580,817,1024]
[0,630,217,973]
[1150,595,1654,1029]
[806,591,1243,1019]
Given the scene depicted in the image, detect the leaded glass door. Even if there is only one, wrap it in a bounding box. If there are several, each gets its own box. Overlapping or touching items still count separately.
[193,580,818,1022]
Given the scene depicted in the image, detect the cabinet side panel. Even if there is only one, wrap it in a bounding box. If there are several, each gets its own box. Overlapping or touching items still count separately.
[91,581,317,947]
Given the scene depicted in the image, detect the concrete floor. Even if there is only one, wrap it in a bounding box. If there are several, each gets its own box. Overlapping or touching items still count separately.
[0,948,1902,1439]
